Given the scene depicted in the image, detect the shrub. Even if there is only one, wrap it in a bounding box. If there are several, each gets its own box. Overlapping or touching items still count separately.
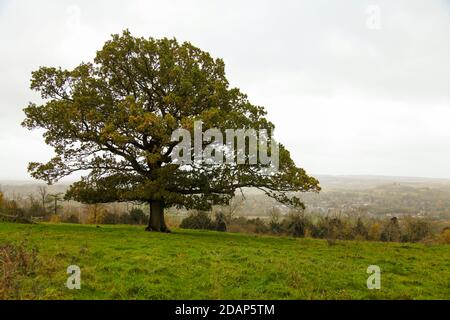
[380,217,402,242]
[119,208,147,225]
[180,211,229,231]
[127,208,146,225]
[268,208,283,234]
[215,212,227,232]
[229,216,248,229]
[312,217,344,240]
[164,215,182,229]
[26,201,45,218]
[402,217,432,243]
[352,218,368,240]
[49,215,61,223]
[228,217,268,234]
[251,218,269,234]
[0,241,39,299]
[180,211,215,230]
[62,214,80,224]
[439,228,450,244]
[283,211,311,237]
[99,211,119,224]
[86,204,110,224]
[368,222,382,241]
[175,210,446,245]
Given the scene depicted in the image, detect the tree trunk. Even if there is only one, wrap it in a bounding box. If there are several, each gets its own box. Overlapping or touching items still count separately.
[145,200,170,232]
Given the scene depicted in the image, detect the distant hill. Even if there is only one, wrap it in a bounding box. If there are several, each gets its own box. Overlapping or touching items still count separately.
[0,182,70,198]
[2,175,449,195]
[2,175,450,219]
[315,175,450,190]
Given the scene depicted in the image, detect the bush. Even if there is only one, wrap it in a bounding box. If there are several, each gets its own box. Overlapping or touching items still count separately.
[268,208,283,234]
[26,201,45,218]
[127,208,146,225]
[311,217,344,239]
[175,210,446,245]
[86,205,115,224]
[380,217,402,242]
[0,241,39,299]
[49,215,61,223]
[180,211,229,231]
[180,211,215,230]
[119,208,147,225]
[251,218,270,234]
[100,211,119,224]
[283,211,311,237]
[215,212,227,232]
[402,217,432,242]
[62,214,80,224]
[352,218,368,240]
[439,228,450,244]
[368,222,382,241]
[228,217,268,234]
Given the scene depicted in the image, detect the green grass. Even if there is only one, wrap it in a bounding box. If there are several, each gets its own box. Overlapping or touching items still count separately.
[0,222,449,299]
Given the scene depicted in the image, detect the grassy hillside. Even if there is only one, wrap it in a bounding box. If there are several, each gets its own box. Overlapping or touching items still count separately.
[0,222,449,299]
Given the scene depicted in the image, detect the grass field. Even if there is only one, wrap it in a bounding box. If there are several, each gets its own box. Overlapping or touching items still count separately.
[0,222,449,299]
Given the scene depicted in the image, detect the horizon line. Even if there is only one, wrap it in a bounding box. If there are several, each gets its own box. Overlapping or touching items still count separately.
[1,173,450,185]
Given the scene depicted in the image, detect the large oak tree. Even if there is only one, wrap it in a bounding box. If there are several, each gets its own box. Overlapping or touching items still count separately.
[22,30,320,232]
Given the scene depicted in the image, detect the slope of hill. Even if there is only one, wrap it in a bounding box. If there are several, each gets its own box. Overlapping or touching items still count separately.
[0,222,448,299]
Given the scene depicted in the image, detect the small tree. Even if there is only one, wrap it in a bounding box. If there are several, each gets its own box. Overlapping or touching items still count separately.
[402,217,431,242]
[381,217,402,242]
[86,204,108,224]
[47,193,64,216]
[25,193,44,217]
[268,207,283,234]
[215,211,227,232]
[368,222,381,241]
[352,218,368,240]
[284,210,310,237]
[218,195,245,224]
[0,191,4,210]
[37,186,50,215]
[127,208,146,225]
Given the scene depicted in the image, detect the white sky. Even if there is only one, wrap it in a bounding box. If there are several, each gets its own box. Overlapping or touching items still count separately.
[1,0,450,180]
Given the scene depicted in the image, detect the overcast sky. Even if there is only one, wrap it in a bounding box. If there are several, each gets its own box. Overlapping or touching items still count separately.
[1,0,450,181]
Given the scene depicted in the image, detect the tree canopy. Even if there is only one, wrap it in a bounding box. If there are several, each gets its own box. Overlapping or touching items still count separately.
[22,30,320,231]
